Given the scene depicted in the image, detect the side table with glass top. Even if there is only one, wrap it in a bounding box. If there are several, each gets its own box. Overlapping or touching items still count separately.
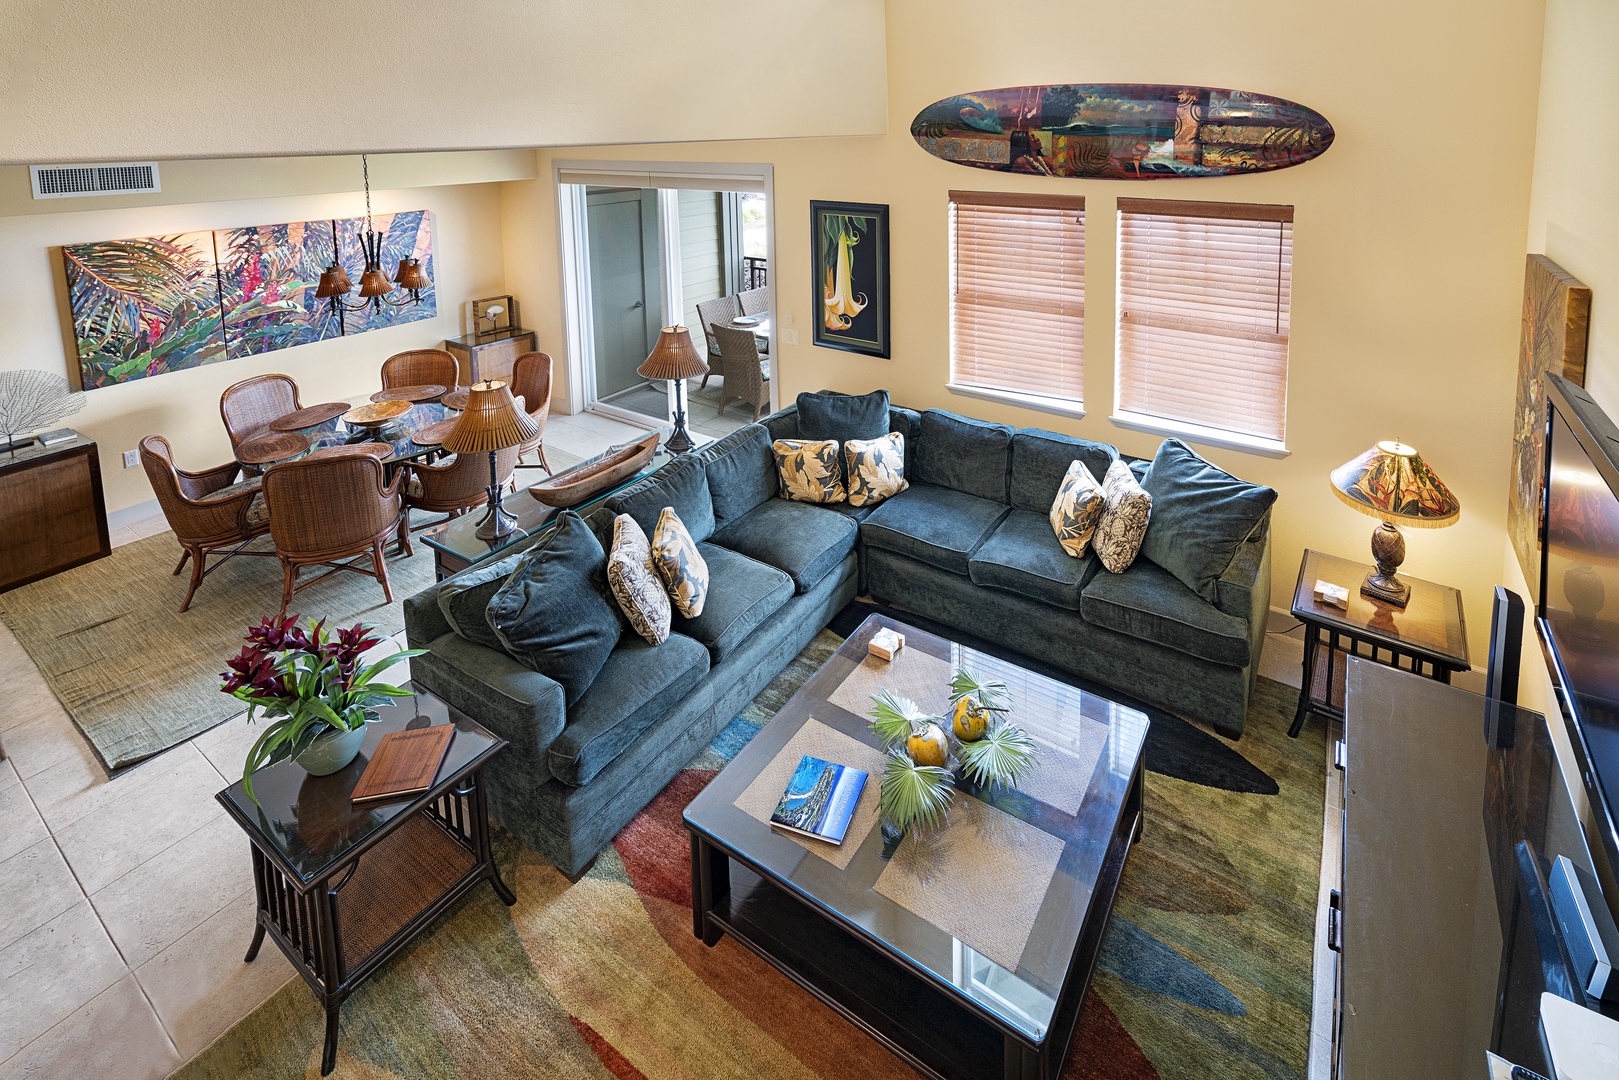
[215,688,512,1076]
[1288,548,1469,736]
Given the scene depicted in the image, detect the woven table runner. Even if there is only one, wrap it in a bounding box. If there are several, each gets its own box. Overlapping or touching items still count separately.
[734,718,886,870]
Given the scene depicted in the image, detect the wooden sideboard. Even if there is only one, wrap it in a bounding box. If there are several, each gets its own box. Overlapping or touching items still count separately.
[443,329,536,385]
[0,432,110,591]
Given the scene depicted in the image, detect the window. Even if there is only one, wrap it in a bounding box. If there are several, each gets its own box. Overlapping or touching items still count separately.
[1115,198,1293,450]
[949,191,1086,414]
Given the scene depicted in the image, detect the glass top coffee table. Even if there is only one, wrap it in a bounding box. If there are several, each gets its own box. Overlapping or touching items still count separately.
[683,613,1148,1080]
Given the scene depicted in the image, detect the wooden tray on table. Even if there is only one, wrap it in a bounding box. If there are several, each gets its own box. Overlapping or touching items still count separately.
[527,433,659,507]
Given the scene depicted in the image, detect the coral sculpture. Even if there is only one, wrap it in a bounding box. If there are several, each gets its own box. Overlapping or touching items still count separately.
[0,369,85,450]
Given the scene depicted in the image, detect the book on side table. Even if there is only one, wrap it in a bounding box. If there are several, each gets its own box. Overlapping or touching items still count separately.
[351,725,456,804]
[770,755,868,844]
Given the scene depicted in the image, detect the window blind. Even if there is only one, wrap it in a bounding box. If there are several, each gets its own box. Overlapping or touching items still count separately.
[1116,198,1293,444]
[949,191,1085,406]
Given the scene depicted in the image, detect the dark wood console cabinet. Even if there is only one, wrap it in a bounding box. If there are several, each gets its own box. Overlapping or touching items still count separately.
[0,433,110,592]
[443,329,536,385]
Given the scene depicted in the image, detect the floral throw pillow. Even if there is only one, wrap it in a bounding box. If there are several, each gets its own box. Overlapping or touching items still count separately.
[772,439,846,504]
[1048,460,1106,558]
[844,432,909,507]
[606,514,671,645]
[1093,459,1153,573]
[650,507,709,618]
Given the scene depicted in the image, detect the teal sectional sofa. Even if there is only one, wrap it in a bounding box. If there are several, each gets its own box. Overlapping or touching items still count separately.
[403,397,1271,876]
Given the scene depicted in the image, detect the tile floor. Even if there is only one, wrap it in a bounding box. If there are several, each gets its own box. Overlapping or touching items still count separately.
[0,413,1323,1079]
[0,411,639,1079]
[598,377,756,441]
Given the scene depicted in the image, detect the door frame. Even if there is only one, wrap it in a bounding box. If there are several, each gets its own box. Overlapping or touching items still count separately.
[555,159,776,426]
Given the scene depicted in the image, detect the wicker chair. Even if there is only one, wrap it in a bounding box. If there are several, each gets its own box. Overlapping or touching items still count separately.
[711,325,771,422]
[380,349,459,397]
[262,452,410,618]
[403,446,519,530]
[693,295,742,388]
[140,435,275,612]
[509,351,553,473]
[220,374,301,449]
[738,287,769,316]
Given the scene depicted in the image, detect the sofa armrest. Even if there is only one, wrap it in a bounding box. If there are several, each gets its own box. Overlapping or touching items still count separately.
[403,587,452,649]
[760,403,799,442]
[1215,518,1272,667]
[413,632,567,787]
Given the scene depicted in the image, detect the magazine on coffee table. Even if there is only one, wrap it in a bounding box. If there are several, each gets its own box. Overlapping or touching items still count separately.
[770,755,868,844]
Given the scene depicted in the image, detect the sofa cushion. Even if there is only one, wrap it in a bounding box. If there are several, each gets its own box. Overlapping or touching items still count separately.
[607,452,715,542]
[844,432,909,507]
[914,409,1013,503]
[435,549,523,653]
[969,509,1099,610]
[1140,438,1279,603]
[797,389,890,443]
[547,632,710,787]
[1010,429,1117,513]
[674,543,794,662]
[486,511,622,706]
[696,424,777,529]
[861,482,1010,576]
[710,497,859,594]
[1081,559,1253,667]
[651,508,709,618]
[773,439,846,504]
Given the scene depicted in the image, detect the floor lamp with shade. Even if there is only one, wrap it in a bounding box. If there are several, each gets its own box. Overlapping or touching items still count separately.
[638,326,709,454]
[441,381,540,540]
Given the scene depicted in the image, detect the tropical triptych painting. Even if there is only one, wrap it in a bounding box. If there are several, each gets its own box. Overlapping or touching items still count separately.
[63,211,435,389]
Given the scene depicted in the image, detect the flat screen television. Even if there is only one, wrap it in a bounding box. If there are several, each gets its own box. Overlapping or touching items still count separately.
[1539,373,1619,886]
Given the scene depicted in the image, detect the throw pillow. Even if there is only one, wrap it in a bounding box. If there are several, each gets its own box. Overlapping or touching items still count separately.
[1140,438,1279,602]
[435,550,524,653]
[1048,460,1107,558]
[773,439,847,504]
[651,507,710,618]
[485,511,621,706]
[605,514,671,646]
[796,389,890,443]
[844,432,909,507]
[1093,459,1153,574]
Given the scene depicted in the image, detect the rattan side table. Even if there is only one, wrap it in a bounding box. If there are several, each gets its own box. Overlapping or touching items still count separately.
[215,687,512,1075]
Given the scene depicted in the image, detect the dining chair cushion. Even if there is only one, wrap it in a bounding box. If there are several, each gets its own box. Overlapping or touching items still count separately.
[1139,438,1278,603]
[1093,459,1154,574]
[245,493,271,528]
[196,477,263,504]
[486,511,622,706]
[650,507,710,619]
[843,432,908,508]
[772,439,846,504]
[795,390,890,443]
[436,551,524,654]
[606,514,671,646]
[1048,460,1107,558]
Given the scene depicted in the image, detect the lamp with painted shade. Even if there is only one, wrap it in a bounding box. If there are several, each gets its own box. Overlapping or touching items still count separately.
[1329,440,1461,608]
[637,326,709,454]
[440,380,540,540]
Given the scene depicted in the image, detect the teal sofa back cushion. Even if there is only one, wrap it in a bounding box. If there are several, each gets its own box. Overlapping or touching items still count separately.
[914,409,1014,503]
[1139,439,1278,603]
[697,425,777,529]
[486,511,623,706]
[436,549,526,653]
[607,452,716,542]
[1009,429,1117,513]
[796,390,891,442]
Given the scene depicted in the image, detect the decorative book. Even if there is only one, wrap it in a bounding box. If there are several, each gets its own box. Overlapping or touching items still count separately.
[350,725,455,805]
[770,755,868,845]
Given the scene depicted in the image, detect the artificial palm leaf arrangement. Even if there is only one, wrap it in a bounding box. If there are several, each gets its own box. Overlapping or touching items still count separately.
[868,668,1039,837]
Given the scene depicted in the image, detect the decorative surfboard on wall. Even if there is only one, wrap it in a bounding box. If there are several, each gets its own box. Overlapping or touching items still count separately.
[911,84,1334,179]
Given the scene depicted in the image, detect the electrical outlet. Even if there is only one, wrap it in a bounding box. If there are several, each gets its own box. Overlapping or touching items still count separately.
[122,449,138,469]
[781,328,800,346]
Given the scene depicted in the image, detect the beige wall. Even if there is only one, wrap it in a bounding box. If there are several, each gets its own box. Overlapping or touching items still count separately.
[505,0,1546,659]
[0,1,886,163]
[0,179,509,512]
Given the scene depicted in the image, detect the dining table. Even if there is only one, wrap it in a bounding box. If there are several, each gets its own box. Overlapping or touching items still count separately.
[729,315,771,352]
[235,402,457,471]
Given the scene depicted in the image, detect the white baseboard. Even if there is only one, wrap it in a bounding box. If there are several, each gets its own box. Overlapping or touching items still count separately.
[107,498,161,530]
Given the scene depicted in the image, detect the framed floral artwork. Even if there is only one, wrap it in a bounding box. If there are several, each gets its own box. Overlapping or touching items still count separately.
[811,200,890,358]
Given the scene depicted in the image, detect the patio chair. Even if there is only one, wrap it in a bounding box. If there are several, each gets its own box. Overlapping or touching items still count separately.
[693,295,742,388]
[711,325,771,422]
[262,452,411,617]
[381,349,458,397]
[738,287,769,316]
[140,435,275,612]
[509,351,554,473]
[403,446,519,531]
[220,374,301,449]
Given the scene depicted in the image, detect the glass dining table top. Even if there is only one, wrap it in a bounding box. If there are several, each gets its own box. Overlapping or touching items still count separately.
[279,401,455,466]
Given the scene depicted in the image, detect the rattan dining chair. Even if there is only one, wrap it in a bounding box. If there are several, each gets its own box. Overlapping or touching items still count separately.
[220,374,301,449]
[738,287,769,317]
[262,451,411,617]
[403,445,519,530]
[380,349,459,396]
[693,295,742,388]
[509,351,553,473]
[140,435,275,612]
[711,325,771,422]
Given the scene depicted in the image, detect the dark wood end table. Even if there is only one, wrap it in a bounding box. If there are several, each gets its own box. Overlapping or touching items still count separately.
[215,687,513,1075]
[1288,548,1469,736]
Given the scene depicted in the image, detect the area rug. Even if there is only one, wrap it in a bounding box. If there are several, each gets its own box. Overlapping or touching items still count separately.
[173,616,1325,1080]
[0,452,582,773]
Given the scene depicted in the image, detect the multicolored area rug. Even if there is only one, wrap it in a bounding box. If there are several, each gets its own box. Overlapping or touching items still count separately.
[175,613,1324,1080]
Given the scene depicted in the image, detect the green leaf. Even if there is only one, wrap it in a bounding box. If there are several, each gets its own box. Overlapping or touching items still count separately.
[950,668,1009,711]
[958,722,1039,790]
[353,647,427,689]
[869,690,928,749]
[877,751,954,833]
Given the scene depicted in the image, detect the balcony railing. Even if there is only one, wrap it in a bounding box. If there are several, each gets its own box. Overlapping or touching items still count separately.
[743,256,768,290]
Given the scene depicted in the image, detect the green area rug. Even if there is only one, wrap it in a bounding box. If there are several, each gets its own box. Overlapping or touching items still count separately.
[174,623,1325,1080]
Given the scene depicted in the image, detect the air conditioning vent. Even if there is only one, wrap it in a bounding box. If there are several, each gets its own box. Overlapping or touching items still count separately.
[30,162,161,199]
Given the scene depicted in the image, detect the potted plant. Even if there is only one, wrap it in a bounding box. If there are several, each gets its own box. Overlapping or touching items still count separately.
[221,615,424,802]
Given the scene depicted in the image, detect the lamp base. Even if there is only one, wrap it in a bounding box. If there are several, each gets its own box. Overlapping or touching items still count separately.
[1360,520,1410,608]
[666,381,696,454]
[474,491,519,540]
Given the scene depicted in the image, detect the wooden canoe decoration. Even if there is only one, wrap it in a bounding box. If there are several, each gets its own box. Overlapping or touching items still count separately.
[527,433,659,507]
[911,84,1333,179]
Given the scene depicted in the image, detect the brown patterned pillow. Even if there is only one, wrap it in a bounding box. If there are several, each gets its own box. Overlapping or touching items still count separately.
[773,439,846,504]
[606,514,670,645]
[1048,460,1106,558]
[844,432,909,507]
[1093,459,1153,573]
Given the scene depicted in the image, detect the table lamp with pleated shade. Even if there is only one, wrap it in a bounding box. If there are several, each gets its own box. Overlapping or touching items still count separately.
[637,326,709,453]
[1329,440,1460,608]
[442,380,541,539]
